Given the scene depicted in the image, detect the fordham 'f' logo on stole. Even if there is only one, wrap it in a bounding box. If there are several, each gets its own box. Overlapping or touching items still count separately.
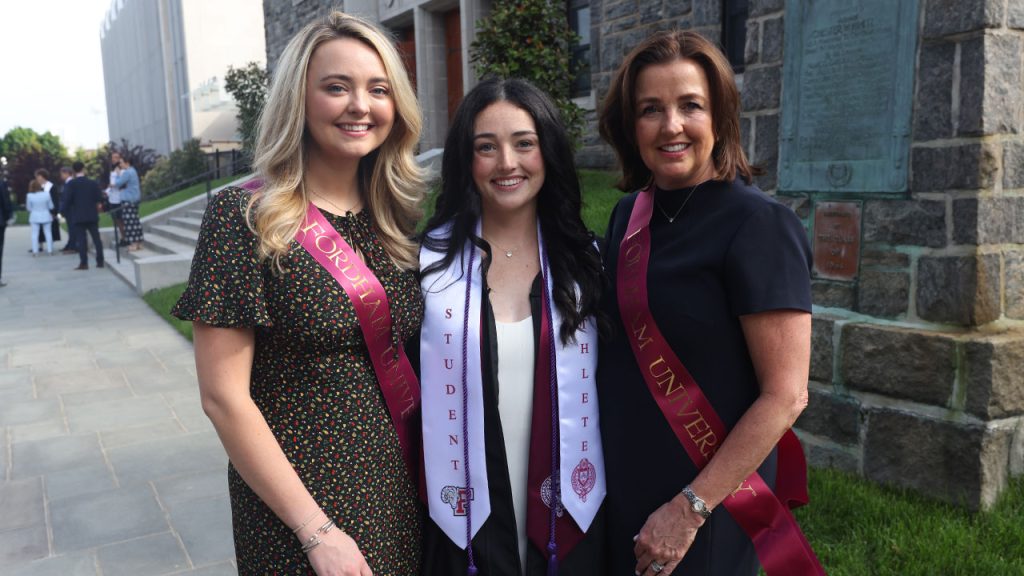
[441,485,475,516]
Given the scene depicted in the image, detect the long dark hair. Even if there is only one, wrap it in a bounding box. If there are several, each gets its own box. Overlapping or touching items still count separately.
[421,77,602,344]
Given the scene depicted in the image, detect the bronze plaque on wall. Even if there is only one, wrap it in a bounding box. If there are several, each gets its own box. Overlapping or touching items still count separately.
[813,202,861,281]
[779,1,919,193]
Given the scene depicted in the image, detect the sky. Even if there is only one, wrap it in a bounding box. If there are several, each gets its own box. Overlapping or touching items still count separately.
[0,0,113,152]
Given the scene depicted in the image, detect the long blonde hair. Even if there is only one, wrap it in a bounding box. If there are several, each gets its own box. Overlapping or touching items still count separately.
[249,11,424,271]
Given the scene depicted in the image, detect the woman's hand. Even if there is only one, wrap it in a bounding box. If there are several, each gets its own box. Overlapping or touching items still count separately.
[306,528,373,576]
[633,495,704,576]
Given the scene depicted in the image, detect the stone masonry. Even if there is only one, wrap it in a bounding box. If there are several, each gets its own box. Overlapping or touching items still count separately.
[761,0,1024,510]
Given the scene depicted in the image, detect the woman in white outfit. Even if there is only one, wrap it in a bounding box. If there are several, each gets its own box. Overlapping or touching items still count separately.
[26,179,54,255]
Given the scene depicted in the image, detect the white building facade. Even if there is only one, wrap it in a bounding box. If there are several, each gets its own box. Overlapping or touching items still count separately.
[100,0,266,155]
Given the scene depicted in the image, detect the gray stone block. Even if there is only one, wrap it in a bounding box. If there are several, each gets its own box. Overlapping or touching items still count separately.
[977,197,1024,244]
[604,0,636,21]
[11,435,105,479]
[692,0,720,26]
[97,532,190,576]
[841,324,957,406]
[804,442,860,475]
[864,409,1011,510]
[911,142,999,191]
[107,432,225,486]
[753,113,779,180]
[665,0,692,18]
[154,468,229,510]
[1004,140,1024,189]
[740,116,752,157]
[860,250,910,268]
[750,0,784,17]
[45,464,118,503]
[917,254,1001,325]
[857,269,910,318]
[953,198,979,245]
[923,0,1003,37]
[0,398,62,427]
[744,19,760,65]
[810,316,836,383]
[100,419,187,450]
[65,395,176,434]
[1007,252,1024,320]
[182,563,238,576]
[1011,0,1024,29]
[761,17,784,64]
[963,337,1024,419]
[50,485,169,553]
[740,65,781,111]
[796,388,861,446]
[862,199,946,248]
[640,1,665,24]
[914,41,955,141]
[0,477,45,531]
[959,34,1023,136]
[168,495,235,567]
[8,552,99,576]
[0,524,50,568]
[812,280,855,309]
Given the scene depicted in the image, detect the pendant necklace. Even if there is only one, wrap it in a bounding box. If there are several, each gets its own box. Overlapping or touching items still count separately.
[655,180,704,223]
[309,187,361,215]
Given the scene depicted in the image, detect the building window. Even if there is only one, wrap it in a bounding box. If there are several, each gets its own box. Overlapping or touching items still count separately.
[568,0,591,97]
[722,0,749,73]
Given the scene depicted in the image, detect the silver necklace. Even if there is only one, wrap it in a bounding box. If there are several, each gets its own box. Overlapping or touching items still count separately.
[655,181,703,223]
[310,188,360,215]
[489,240,521,258]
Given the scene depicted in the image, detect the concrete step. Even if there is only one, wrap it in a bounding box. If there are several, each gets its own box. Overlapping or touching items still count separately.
[185,209,207,220]
[168,216,202,233]
[142,232,195,255]
[149,224,199,247]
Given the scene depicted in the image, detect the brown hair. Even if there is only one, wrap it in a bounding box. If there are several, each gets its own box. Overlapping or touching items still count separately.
[599,30,755,191]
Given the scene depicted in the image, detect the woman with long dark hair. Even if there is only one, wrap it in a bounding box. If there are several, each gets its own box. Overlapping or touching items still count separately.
[418,78,606,575]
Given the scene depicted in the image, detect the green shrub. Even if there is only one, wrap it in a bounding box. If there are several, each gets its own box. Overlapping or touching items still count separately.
[470,0,586,147]
[142,139,209,199]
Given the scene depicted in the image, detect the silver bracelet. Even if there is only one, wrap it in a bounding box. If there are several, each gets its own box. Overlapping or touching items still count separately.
[301,519,337,554]
[291,509,320,534]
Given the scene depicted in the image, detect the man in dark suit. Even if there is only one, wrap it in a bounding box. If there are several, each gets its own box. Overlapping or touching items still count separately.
[61,161,105,270]
[0,177,13,286]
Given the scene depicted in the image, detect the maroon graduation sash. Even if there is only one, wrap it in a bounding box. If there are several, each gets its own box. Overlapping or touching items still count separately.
[296,203,420,477]
[616,188,824,575]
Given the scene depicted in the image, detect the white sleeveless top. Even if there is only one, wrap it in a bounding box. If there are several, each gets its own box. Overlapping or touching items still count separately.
[495,315,535,573]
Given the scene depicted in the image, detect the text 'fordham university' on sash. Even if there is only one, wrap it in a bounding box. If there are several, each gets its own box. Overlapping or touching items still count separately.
[296,203,420,477]
[617,187,824,576]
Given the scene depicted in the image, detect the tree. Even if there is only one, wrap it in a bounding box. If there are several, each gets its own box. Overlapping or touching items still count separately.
[107,138,161,179]
[0,127,70,204]
[0,126,68,162]
[470,0,586,146]
[141,138,210,199]
[224,62,269,161]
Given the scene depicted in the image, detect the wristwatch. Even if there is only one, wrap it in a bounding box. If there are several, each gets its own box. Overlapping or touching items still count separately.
[681,485,712,519]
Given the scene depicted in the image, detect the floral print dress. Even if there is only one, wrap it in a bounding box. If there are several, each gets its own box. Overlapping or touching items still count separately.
[172,187,423,575]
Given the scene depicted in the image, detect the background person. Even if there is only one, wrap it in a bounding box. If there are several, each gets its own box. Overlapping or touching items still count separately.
[106,151,126,246]
[171,11,425,576]
[0,176,11,286]
[62,161,105,270]
[58,166,77,252]
[418,78,606,576]
[597,30,819,576]
[114,155,143,251]
[26,179,54,255]
[34,169,61,247]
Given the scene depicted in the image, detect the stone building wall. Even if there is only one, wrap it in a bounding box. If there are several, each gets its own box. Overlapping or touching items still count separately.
[755,0,1024,510]
[585,0,1023,510]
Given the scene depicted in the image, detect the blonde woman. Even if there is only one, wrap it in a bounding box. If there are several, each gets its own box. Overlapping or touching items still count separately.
[172,12,425,576]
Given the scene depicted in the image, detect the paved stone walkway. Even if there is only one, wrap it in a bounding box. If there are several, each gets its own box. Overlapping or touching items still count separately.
[0,226,236,576]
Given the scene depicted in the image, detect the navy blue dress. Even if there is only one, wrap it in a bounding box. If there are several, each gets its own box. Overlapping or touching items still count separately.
[597,178,812,576]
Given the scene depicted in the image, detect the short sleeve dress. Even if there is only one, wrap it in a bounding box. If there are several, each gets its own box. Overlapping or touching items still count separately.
[597,178,812,576]
[171,187,424,575]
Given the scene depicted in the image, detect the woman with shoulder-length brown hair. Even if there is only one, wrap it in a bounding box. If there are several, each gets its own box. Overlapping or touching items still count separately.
[596,30,823,576]
[172,11,425,576]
